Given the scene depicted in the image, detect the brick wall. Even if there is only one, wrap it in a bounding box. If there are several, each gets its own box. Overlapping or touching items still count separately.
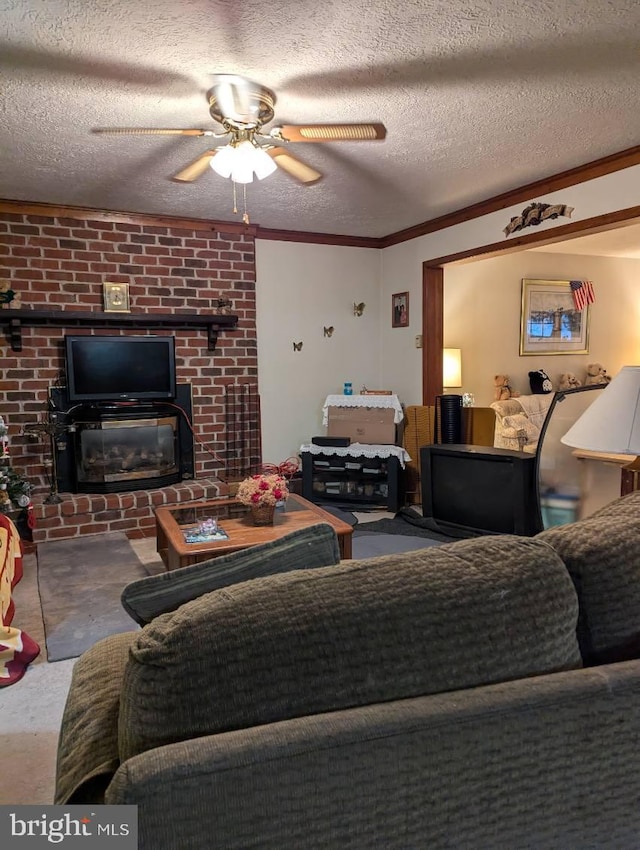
[0,207,258,542]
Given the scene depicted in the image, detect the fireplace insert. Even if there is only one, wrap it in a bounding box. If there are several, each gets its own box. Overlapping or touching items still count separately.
[50,385,195,494]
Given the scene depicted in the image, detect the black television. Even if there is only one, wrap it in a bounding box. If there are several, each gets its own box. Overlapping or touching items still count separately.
[420,444,541,537]
[64,334,177,403]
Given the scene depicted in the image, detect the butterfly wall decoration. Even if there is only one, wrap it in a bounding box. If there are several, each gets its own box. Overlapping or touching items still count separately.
[293,341,303,351]
[353,302,365,317]
[323,326,334,337]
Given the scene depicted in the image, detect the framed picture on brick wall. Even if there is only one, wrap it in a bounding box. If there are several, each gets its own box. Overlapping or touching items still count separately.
[103,281,131,313]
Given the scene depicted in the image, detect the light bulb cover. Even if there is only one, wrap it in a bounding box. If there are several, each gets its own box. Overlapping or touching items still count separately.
[210,146,235,179]
[252,146,277,180]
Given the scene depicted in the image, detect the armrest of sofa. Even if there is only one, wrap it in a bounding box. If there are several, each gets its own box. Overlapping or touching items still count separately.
[105,660,640,849]
[54,631,138,804]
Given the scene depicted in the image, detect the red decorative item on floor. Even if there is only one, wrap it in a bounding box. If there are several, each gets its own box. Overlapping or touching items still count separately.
[0,513,40,687]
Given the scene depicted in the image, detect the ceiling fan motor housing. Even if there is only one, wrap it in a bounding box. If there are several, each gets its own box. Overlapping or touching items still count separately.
[207,75,276,129]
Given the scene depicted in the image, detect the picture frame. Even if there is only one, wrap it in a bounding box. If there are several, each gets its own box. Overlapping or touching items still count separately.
[519,278,590,356]
[392,291,409,328]
[103,281,131,313]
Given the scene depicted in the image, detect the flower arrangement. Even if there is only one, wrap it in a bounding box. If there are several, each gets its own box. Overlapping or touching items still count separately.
[236,473,289,508]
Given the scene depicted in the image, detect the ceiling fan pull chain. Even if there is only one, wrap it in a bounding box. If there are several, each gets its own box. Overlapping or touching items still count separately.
[242,184,250,225]
[232,181,238,214]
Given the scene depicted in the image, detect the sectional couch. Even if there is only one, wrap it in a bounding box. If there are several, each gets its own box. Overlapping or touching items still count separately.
[55,492,640,849]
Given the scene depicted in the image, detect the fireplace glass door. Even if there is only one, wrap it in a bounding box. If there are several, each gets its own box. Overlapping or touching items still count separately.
[74,415,179,488]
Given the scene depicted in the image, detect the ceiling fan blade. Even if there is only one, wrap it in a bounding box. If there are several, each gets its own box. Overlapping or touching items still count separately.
[93,128,214,137]
[172,150,219,182]
[275,123,386,143]
[267,148,322,184]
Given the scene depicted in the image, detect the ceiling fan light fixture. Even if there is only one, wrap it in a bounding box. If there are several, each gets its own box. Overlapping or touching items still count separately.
[209,139,277,183]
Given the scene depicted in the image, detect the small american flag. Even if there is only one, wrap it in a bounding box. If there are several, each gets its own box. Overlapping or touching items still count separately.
[570,279,595,311]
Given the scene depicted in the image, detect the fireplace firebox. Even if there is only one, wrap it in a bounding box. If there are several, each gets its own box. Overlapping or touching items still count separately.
[73,408,179,491]
[51,384,195,494]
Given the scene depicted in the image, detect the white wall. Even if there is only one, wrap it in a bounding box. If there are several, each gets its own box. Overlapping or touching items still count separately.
[255,162,640,468]
[444,251,640,405]
[255,240,382,465]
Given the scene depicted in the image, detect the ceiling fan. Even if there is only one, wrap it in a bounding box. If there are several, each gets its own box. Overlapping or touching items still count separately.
[93,74,387,187]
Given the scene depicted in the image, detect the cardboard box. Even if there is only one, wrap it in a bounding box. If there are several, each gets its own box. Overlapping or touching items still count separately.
[327,406,396,445]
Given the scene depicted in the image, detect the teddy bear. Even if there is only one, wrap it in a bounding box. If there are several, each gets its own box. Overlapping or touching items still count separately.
[584,363,612,386]
[557,372,582,391]
[493,374,520,401]
[528,369,553,394]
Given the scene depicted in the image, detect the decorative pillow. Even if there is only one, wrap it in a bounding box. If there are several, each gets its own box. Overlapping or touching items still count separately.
[121,521,341,625]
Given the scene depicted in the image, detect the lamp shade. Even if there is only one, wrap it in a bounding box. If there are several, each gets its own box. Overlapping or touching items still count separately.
[443,348,462,387]
[561,366,640,454]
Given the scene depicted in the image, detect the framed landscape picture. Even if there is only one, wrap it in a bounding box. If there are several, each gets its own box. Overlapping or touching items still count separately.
[392,291,409,328]
[519,279,590,355]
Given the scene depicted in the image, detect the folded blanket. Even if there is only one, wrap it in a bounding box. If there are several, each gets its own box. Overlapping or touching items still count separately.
[0,514,40,687]
[516,393,555,433]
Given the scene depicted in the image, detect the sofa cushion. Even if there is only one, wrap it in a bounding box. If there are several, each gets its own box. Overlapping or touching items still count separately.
[538,500,640,664]
[118,534,581,762]
[121,522,341,625]
[55,631,137,804]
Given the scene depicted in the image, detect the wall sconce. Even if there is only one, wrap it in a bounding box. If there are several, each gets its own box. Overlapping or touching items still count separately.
[353,302,365,317]
[443,348,462,388]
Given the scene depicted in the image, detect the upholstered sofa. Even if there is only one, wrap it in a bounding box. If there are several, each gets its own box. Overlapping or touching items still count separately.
[55,493,640,849]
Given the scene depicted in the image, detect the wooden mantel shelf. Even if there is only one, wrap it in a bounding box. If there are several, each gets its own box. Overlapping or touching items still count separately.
[0,309,239,352]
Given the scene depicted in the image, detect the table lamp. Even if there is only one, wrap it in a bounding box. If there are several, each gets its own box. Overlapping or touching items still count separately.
[443,348,462,389]
[561,365,640,490]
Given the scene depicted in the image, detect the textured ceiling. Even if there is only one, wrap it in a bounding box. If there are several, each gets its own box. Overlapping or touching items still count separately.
[2,0,640,239]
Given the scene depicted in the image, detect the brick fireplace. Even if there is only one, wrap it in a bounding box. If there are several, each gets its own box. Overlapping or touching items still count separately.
[0,203,259,544]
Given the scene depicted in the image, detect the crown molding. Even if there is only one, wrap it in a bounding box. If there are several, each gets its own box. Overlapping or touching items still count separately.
[254,226,381,248]
[381,143,640,248]
[3,141,640,248]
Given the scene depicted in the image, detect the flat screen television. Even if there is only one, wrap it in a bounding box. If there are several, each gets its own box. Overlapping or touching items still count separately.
[420,444,541,537]
[64,334,177,403]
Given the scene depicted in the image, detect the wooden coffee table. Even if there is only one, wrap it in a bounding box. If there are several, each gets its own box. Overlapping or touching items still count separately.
[155,493,354,571]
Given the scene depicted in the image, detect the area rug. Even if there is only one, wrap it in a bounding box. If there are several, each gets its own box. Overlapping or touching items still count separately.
[352,533,443,557]
[37,532,148,662]
[354,510,460,543]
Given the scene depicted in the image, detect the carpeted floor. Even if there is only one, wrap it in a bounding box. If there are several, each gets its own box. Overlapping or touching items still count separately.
[37,532,150,661]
